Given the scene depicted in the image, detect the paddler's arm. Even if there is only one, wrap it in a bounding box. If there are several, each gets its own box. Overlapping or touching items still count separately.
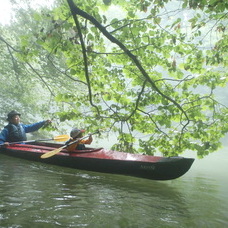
[0,128,9,146]
[80,135,93,144]
[23,120,52,133]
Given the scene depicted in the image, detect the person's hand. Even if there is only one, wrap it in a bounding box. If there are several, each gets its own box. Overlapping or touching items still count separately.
[42,120,52,128]
[3,142,9,147]
[88,134,93,141]
[46,120,52,124]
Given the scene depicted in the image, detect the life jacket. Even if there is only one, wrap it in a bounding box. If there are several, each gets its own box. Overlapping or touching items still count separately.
[65,138,90,151]
[5,124,27,142]
[76,144,86,150]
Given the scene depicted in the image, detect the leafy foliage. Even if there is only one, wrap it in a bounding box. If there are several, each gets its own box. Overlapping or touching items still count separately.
[0,0,227,157]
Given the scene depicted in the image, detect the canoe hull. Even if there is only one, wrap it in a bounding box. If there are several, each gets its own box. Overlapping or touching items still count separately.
[0,143,194,180]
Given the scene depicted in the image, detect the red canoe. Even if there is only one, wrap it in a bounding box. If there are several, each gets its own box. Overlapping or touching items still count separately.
[0,142,194,180]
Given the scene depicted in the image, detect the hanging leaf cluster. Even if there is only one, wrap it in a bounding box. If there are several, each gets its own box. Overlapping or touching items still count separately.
[0,0,227,157]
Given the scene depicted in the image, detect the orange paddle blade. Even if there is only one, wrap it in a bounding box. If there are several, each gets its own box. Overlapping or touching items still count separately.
[53,134,70,142]
[41,146,65,159]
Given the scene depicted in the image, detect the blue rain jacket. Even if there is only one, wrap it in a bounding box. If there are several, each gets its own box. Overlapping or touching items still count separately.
[0,121,46,144]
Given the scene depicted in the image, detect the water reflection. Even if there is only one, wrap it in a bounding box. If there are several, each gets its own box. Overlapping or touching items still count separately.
[0,153,227,227]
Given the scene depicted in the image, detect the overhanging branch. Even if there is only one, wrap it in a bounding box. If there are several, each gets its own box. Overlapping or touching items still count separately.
[66,1,189,121]
[67,0,100,115]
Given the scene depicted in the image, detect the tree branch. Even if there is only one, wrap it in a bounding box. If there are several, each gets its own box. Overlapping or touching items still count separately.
[66,1,189,122]
[26,62,55,96]
[0,35,20,52]
[67,0,100,115]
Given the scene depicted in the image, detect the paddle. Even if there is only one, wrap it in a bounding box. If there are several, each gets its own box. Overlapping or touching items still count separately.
[41,129,102,159]
[0,134,70,146]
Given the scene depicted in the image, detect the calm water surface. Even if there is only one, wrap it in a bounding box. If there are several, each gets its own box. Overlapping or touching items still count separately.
[0,144,228,228]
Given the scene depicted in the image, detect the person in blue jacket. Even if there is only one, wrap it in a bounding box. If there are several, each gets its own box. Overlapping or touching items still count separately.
[0,110,51,146]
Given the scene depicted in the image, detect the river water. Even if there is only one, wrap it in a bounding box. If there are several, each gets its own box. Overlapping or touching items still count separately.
[0,140,228,228]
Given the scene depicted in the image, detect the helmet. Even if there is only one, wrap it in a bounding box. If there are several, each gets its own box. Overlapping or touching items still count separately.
[70,128,85,138]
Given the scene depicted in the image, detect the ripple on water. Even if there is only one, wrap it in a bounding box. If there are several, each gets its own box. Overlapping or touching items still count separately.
[0,153,228,227]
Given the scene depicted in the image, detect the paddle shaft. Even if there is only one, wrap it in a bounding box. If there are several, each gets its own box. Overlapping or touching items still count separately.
[59,130,99,150]
[41,130,101,159]
[0,135,69,146]
[0,139,44,146]
[67,132,96,147]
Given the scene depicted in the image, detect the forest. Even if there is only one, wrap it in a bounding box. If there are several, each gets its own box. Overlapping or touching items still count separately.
[0,0,227,157]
